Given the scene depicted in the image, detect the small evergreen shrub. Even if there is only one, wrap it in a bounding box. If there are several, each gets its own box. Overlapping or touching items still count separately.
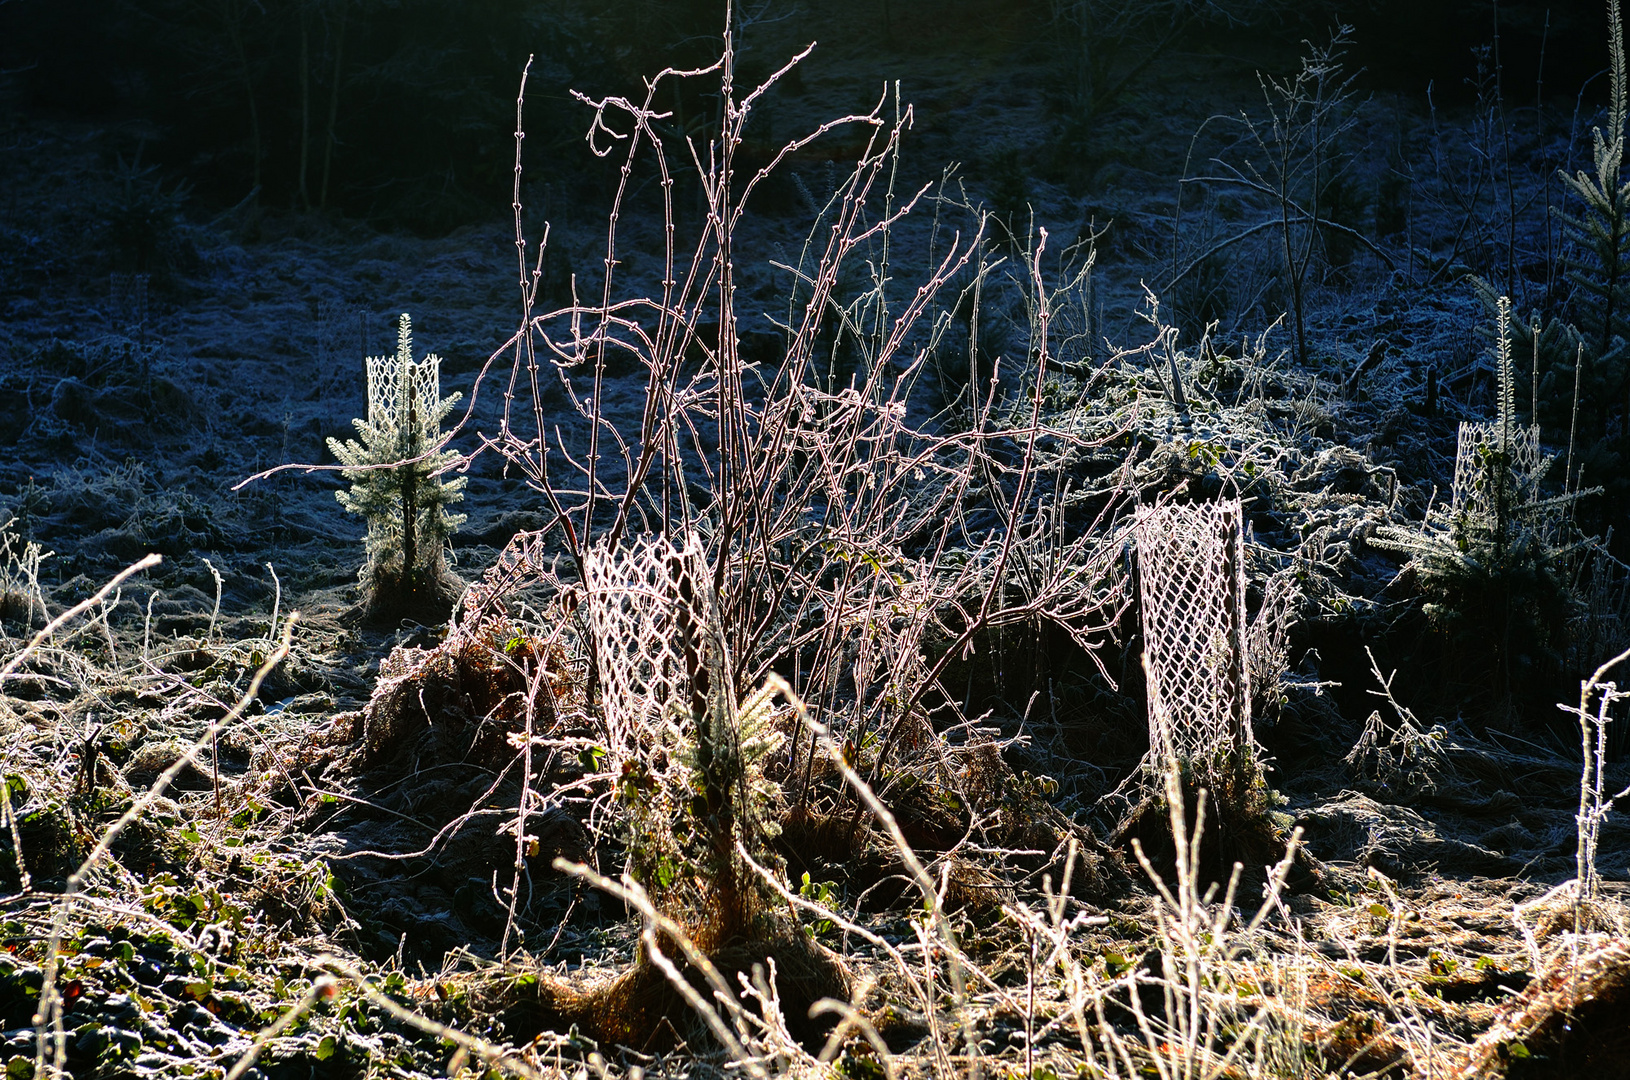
[328,313,466,619]
[102,153,194,279]
[1375,298,1586,705]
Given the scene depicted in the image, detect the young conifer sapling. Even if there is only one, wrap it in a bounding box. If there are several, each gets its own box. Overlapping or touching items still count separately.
[328,312,466,618]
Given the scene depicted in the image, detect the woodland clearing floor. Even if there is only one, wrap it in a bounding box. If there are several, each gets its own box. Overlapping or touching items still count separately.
[6,7,1630,1074]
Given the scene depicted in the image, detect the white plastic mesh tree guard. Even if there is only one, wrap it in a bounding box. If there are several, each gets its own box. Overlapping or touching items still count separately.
[580,532,721,760]
[364,314,448,439]
[1135,500,1251,766]
[1451,421,1544,522]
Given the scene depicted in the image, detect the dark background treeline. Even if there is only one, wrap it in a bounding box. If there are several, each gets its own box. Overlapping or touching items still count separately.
[0,0,733,234]
[0,0,1619,236]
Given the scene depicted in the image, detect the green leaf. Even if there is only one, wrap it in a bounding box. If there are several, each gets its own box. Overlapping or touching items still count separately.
[314,1035,338,1061]
[1507,1040,1530,1060]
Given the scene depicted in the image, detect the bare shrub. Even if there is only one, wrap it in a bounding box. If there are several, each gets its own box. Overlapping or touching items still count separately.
[460,16,1132,866]
[1174,29,1385,361]
[358,10,1149,1051]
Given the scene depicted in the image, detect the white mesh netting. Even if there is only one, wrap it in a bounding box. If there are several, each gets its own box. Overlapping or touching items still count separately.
[1450,421,1544,522]
[581,532,720,755]
[364,314,445,437]
[1135,500,1251,766]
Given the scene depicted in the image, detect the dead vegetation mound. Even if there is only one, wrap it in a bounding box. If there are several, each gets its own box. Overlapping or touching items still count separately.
[326,615,576,779]
[1297,792,1518,881]
[230,615,600,962]
[1455,938,1630,1079]
[769,711,1128,914]
[1112,759,1325,897]
[491,921,849,1053]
